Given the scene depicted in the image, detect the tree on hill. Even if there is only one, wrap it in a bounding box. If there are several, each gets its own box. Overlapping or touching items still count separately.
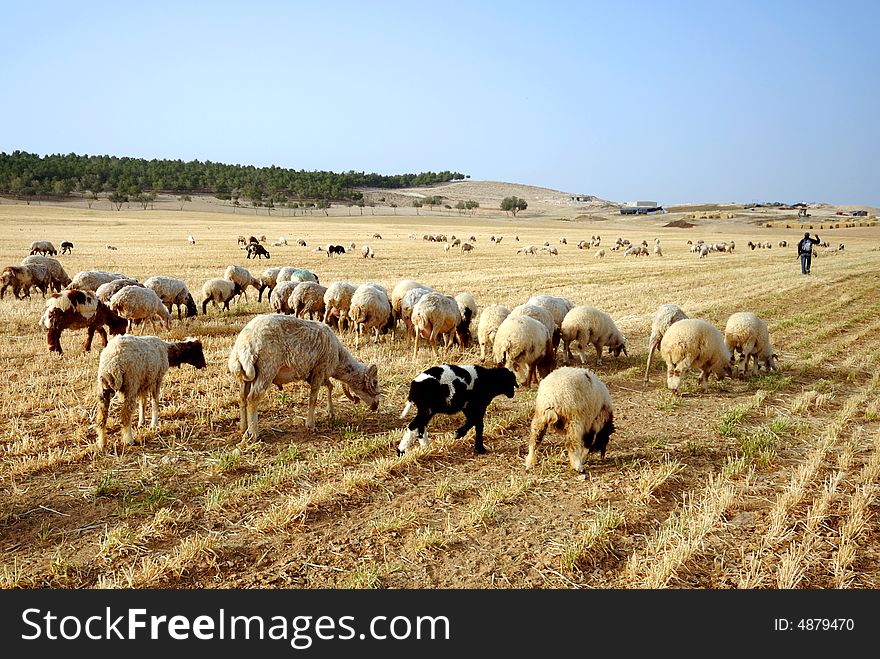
[178,194,192,210]
[501,195,527,217]
[465,200,479,215]
[412,199,422,215]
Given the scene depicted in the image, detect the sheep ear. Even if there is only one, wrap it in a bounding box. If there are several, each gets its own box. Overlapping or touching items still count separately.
[367,364,378,378]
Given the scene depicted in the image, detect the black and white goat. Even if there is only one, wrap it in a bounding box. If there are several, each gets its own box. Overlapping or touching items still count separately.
[397,364,517,455]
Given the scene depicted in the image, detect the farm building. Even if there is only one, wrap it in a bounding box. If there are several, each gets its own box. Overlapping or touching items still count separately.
[620,200,663,215]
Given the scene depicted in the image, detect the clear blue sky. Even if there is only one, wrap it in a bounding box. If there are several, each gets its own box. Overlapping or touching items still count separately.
[2,1,878,205]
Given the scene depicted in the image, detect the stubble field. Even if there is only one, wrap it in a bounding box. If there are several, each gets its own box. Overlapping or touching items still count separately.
[2,202,879,589]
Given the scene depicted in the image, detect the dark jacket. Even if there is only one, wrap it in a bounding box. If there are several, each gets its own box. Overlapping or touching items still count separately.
[798,235,819,255]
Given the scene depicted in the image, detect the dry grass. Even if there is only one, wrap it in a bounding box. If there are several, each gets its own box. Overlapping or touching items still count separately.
[2,200,880,589]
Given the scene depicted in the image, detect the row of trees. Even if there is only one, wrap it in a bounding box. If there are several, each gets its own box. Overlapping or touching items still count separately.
[0,150,467,206]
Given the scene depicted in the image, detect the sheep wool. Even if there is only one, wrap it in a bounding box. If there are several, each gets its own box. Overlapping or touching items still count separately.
[526,366,615,473]
[411,291,461,358]
[724,312,778,376]
[493,314,557,387]
[109,285,173,332]
[659,318,733,393]
[227,314,380,439]
[322,281,358,331]
[201,278,241,314]
[645,304,688,382]
[477,304,511,363]
[560,305,627,366]
[349,283,394,349]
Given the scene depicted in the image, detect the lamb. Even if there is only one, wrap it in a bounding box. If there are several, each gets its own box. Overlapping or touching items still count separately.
[361,244,374,258]
[96,336,206,449]
[349,283,395,349]
[0,265,39,299]
[411,291,462,358]
[60,241,74,255]
[560,306,628,366]
[143,275,198,319]
[454,292,478,349]
[187,235,196,245]
[246,243,270,259]
[400,286,434,338]
[270,280,301,314]
[21,255,71,291]
[109,285,173,333]
[29,240,57,256]
[41,289,128,354]
[257,266,282,303]
[322,281,358,331]
[397,364,517,455]
[66,269,130,292]
[644,303,689,382]
[96,278,145,303]
[201,277,242,314]
[291,281,328,320]
[724,312,778,376]
[477,304,511,363]
[228,314,380,438]
[492,314,557,387]
[525,366,615,473]
[659,318,734,393]
[224,265,261,301]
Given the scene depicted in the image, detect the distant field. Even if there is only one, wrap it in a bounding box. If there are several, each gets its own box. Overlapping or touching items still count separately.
[2,203,880,589]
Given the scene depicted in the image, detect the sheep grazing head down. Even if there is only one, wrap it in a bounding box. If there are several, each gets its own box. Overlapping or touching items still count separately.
[341,364,380,412]
[167,338,207,370]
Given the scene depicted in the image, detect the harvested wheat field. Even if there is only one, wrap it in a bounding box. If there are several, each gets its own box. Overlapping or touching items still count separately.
[2,199,880,590]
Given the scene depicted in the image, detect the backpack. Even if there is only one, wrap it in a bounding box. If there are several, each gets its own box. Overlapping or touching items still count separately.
[797,238,812,255]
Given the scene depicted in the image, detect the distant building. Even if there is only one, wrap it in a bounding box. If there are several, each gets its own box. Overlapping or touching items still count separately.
[620,200,663,215]
[569,194,595,202]
[851,210,868,217]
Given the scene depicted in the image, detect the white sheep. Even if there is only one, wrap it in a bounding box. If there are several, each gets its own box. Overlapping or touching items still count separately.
[96,278,144,303]
[322,281,358,331]
[96,336,206,449]
[526,366,615,473]
[595,249,606,258]
[143,275,198,319]
[477,304,511,363]
[509,303,560,352]
[492,314,557,387]
[187,235,196,245]
[21,255,71,291]
[201,277,241,314]
[276,267,319,285]
[224,265,260,301]
[109,285,173,333]
[659,318,734,393]
[517,245,537,255]
[391,279,429,326]
[349,283,394,349]
[291,281,327,320]
[400,286,434,338]
[411,291,462,358]
[560,306,627,366]
[67,269,129,292]
[724,312,778,376]
[29,240,57,256]
[361,244,374,258]
[269,280,301,314]
[228,314,380,438]
[644,303,689,382]
[526,294,573,331]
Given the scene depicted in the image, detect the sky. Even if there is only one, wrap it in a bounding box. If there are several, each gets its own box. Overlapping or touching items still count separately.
[1,0,878,206]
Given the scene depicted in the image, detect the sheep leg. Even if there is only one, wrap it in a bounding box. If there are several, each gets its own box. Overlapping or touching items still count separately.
[306,384,320,432]
[457,403,488,454]
[567,420,589,473]
[644,343,657,383]
[412,331,420,360]
[238,380,250,433]
[324,380,335,420]
[121,396,137,445]
[526,416,549,470]
[150,391,160,429]
[594,342,604,366]
[96,386,113,450]
[138,396,145,428]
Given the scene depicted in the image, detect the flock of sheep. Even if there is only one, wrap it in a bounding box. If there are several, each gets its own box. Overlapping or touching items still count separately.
[1,233,780,474]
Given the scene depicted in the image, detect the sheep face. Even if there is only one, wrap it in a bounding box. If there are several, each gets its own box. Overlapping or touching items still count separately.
[168,339,207,370]
[185,293,198,318]
[340,364,380,412]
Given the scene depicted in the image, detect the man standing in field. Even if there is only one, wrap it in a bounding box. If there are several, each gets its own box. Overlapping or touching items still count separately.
[798,232,820,274]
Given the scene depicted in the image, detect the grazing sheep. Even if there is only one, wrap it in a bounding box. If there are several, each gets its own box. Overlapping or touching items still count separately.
[492,314,557,387]
[41,289,128,354]
[724,312,778,376]
[106,245,118,251]
[143,275,198,319]
[517,245,537,255]
[391,279,429,326]
[237,235,247,246]
[21,255,71,291]
[201,278,242,314]
[559,237,567,245]
[778,240,788,248]
[269,280,301,314]
[372,233,382,240]
[257,266,282,303]
[29,240,57,256]
[653,243,663,256]
[460,242,475,253]
[291,281,328,320]
[322,281,358,331]
[96,336,206,449]
[361,244,374,258]
[349,283,394,349]
[66,269,129,293]
[411,291,462,358]
[560,306,628,366]
[509,303,560,352]
[296,238,307,247]
[397,364,517,455]
[526,294,573,331]
[595,249,606,258]
[276,267,319,285]
[543,245,559,256]
[659,318,734,393]
[224,265,261,301]
[228,314,380,437]
[477,304,511,363]
[109,286,173,333]
[645,303,689,382]
[187,235,196,245]
[60,241,73,255]
[246,243,270,259]
[96,278,146,303]
[451,238,461,248]
[453,292,478,349]
[400,287,434,338]
[0,265,39,299]
[526,366,615,473]
[348,242,356,250]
